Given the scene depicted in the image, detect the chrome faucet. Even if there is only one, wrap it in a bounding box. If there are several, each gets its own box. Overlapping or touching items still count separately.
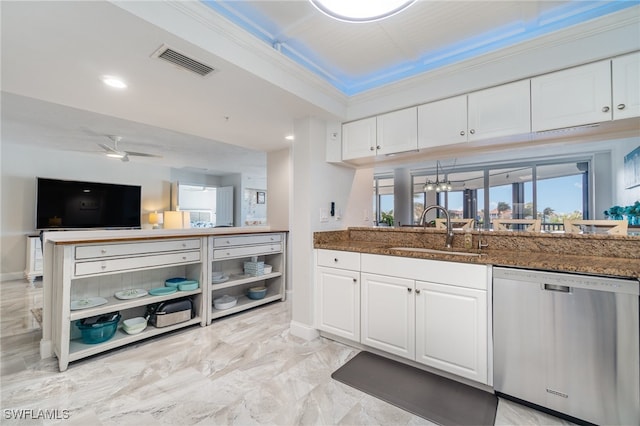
[419,205,454,249]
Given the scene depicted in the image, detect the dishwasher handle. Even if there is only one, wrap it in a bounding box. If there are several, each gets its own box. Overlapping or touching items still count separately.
[543,283,571,293]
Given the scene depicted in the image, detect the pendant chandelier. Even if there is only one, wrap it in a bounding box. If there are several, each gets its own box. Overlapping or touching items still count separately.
[424,161,452,192]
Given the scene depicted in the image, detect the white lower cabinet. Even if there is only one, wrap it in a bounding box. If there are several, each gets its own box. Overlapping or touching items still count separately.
[361,273,415,358]
[317,251,491,385]
[317,267,360,341]
[315,249,361,341]
[415,281,487,384]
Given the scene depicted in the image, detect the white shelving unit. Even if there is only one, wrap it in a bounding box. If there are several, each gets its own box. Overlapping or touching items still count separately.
[51,237,208,371]
[208,233,286,323]
[25,235,43,285]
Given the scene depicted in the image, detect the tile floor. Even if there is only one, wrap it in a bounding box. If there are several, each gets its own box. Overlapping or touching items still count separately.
[0,278,574,425]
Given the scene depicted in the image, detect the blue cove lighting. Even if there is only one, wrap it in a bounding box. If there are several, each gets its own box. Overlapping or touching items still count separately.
[202,1,639,96]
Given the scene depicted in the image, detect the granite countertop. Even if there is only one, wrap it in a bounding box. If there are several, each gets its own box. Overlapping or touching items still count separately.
[314,228,640,280]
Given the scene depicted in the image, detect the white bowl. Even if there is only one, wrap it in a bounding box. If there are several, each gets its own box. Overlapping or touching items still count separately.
[122,317,147,335]
[212,271,225,279]
[213,295,237,310]
[263,264,273,274]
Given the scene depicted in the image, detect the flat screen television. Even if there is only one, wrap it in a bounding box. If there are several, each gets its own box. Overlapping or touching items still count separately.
[36,177,141,230]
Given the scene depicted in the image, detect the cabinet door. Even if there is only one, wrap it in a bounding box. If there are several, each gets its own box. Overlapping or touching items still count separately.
[468,80,531,141]
[376,107,417,155]
[612,52,640,120]
[361,273,414,359]
[342,117,376,160]
[417,95,468,148]
[316,266,360,341]
[531,60,612,131]
[415,281,487,384]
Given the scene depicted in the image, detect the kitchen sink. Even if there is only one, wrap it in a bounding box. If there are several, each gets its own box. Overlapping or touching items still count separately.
[389,247,483,257]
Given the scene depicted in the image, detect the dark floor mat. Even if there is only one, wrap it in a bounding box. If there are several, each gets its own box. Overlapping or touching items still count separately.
[331,351,497,425]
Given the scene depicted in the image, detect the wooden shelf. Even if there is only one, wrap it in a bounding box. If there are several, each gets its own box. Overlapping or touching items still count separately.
[69,289,202,321]
[68,317,202,361]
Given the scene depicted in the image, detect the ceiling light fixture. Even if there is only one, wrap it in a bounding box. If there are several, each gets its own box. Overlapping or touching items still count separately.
[101,75,127,89]
[105,152,125,159]
[309,0,416,23]
[285,135,295,141]
[423,161,452,193]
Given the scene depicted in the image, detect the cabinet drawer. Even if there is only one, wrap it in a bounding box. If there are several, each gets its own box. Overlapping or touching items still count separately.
[213,234,282,247]
[75,239,201,259]
[317,250,360,271]
[75,250,201,276]
[213,243,282,260]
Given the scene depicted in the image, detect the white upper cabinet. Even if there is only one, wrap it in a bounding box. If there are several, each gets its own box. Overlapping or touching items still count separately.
[342,108,417,161]
[467,79,531,141]
[612,52,640,120]
[376,107,418,155]
[418,95,468,148]
[342,117,377,160]
[531,60,612,131]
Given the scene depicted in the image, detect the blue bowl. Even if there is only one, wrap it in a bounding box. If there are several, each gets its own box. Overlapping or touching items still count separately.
[76,313,121,344]
[247,286,267,300]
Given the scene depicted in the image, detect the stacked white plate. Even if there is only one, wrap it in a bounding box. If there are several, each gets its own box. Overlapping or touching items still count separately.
[213,295,237,310]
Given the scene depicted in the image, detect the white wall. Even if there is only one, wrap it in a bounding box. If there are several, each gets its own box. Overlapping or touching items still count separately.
[612,138,640,206]
[0,142,220,280]
[289,117,372,339]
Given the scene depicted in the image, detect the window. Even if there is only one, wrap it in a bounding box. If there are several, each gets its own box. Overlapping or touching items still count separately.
[410,159,590,230]
[373,176,394,225]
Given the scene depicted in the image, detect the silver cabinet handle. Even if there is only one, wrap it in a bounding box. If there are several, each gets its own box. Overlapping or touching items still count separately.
[182,243,186,247]
[334,258,338,263]
[101,249,107,254]
[460,130,465,136]
[407,288,412,293]
[352,278,357,283]
[416,289,421,294]
[602,106,610,112]
[469,129,475,134]
[376,145,381,150]
[369,146,375,151]
[617,104,626,110]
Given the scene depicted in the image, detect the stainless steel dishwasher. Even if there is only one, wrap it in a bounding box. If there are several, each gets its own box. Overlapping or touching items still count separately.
[493,267,639,425]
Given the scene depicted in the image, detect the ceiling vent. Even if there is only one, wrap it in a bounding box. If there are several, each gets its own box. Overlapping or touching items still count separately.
[152,44,217,77]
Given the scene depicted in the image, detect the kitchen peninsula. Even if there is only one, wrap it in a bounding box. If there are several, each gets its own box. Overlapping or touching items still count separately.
[313,226,639,424]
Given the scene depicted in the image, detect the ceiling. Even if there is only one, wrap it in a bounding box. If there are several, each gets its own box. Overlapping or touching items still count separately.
[1,1,635,175]
[206,0,634,95]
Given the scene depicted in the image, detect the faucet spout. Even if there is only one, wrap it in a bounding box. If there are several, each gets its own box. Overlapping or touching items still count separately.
[419,205,454,249]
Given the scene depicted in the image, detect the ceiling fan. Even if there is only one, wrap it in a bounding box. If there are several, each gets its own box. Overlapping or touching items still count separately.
[98,135,162,162]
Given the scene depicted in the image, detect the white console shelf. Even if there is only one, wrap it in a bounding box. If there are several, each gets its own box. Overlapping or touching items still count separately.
[50,236,208,371]
[208,233,286,323]
[42,228,287,371]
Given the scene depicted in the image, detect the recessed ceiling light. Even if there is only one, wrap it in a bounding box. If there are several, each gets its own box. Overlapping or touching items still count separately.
[101,75,127,89]
[309,0,416,23]
[285,135,295,141]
